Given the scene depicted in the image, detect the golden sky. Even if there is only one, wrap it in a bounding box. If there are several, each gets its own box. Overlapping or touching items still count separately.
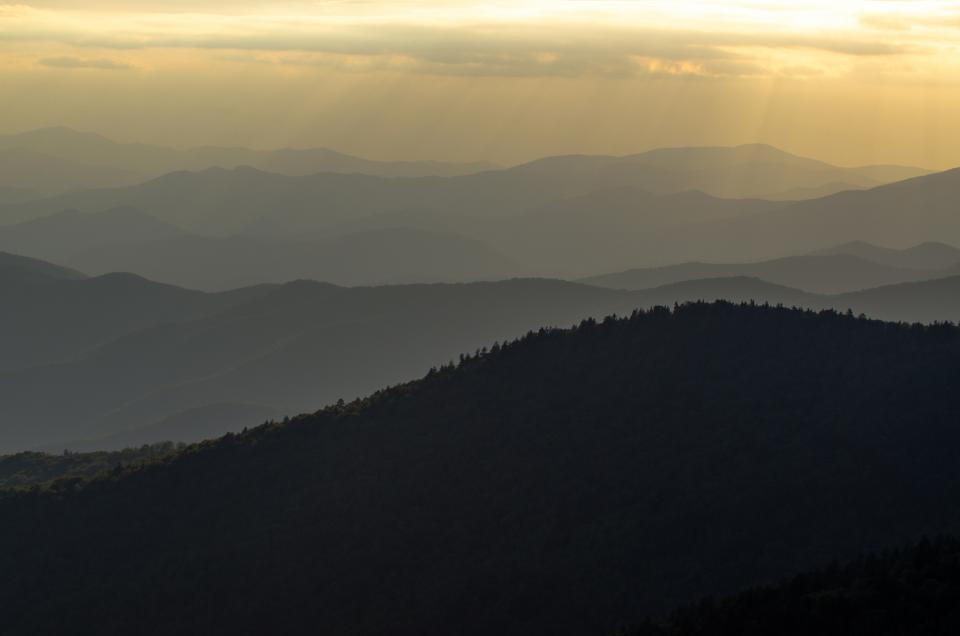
[2,1,960,167]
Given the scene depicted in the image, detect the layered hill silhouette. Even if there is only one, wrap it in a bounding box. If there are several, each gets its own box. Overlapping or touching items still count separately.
[0,272,274,372]
[0,146,141,196]
[0,127,498,188]
[4,304,960,635]
[814,240,960,271]
[0,142,927,230]
[468,188,781,276]
[0,174,784,280]
[694,168,960,262]
[66,227,520,290]
[0,208,519,289]
[507,144,927,199]
[0,153,951,278]
[0,278,640,450]
[0,250,85,286]
[581,252,957,294]
[0,162,781,234]
[0,206,188,263]
[0,129,925,203]
[5,263,960,452]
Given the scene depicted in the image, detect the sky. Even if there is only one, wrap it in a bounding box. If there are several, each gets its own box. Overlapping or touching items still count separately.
[1,1,960,168]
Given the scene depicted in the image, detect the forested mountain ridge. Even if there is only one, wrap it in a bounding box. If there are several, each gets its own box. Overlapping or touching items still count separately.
[623,536,960,635]
[4,303,960,635]
[0,443,184,490]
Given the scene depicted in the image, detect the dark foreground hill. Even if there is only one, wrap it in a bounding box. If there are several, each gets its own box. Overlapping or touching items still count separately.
[3,303,960,636]
[627,536,960,636]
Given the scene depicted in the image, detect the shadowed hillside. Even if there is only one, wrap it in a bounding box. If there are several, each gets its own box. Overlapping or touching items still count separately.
[0,250,85,286]
[625,536,960,636]
[0,443,183,490]
[0,272,275,372]
[3,304,960,635]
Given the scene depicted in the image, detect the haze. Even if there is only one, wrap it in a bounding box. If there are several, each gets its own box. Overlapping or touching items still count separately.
[2,0,960,167]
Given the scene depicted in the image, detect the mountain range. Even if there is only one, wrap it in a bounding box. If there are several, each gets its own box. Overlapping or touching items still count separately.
[0,208,519,290]
[4,245,960,452]
[0,250,85,286]
[0,127,499,196]
[0,144,951,283]
[581,246,960,294]
[813,240,960,270]
[0,128,927,203]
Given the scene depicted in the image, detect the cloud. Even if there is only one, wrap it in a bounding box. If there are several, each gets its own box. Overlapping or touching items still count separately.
[38,55,132,70]
[0,2,955,79]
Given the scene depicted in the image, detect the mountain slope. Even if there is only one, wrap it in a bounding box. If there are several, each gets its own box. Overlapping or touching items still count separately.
[835,276,960,324]
[3,304,960,636]
[64,227,521,290]
[618,536,960,636]
[0,251,86,286]
[473,188,780,275]
[581,254,943,294]
[699,168,960,261]
[0,147,141,195]
[45,403,285,453]
[0,272,275,372]
[813,240,960,271]
[627,536,960,635]
[631,274,960,325]
[0,206,189,262]
[507,144,925,199]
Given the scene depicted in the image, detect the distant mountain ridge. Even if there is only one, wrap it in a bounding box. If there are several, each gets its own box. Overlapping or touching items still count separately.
[0,146,141,195]
[507,143,928,199]
[0,206,189,263]
[813,240,960,271]
[693,168,960,262]
[581,250,959,294]
[0,127,499,187]
[0,250,86,286]
[0,206,521,289]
